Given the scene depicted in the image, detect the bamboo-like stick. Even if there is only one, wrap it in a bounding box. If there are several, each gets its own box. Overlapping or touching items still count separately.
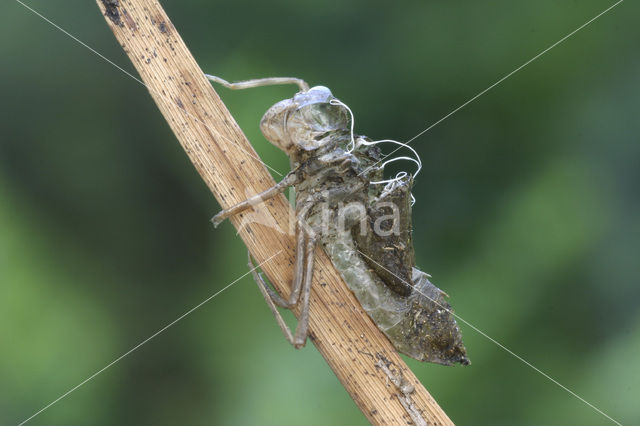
[95,1,454,424]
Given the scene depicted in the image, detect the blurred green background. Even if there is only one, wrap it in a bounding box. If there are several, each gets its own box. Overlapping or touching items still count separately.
[1,0,638,424]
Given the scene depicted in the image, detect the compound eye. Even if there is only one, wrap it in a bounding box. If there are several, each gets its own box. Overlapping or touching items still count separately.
[307,85,333,98]
[260,99,295,153]
[293,86,333,107]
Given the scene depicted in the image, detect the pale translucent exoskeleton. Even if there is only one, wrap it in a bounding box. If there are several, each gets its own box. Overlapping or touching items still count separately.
[209,76,468,365]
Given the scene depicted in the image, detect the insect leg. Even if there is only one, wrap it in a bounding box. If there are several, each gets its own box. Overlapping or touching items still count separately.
[292,218,317,348]
[285,220,306,306]
[248,250,289,307]
[247,251,296,344]
[246,229,311,348]
[245,204,313,348]
[211,172,297,227]
[206,75,309,93]
[246,222,305,309]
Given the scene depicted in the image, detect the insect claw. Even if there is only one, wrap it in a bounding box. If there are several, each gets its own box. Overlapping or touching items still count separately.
[210,213,223,228]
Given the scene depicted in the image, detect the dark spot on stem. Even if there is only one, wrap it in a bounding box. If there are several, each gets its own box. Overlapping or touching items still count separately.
[121,8,138,31]
[101,0,121,26]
